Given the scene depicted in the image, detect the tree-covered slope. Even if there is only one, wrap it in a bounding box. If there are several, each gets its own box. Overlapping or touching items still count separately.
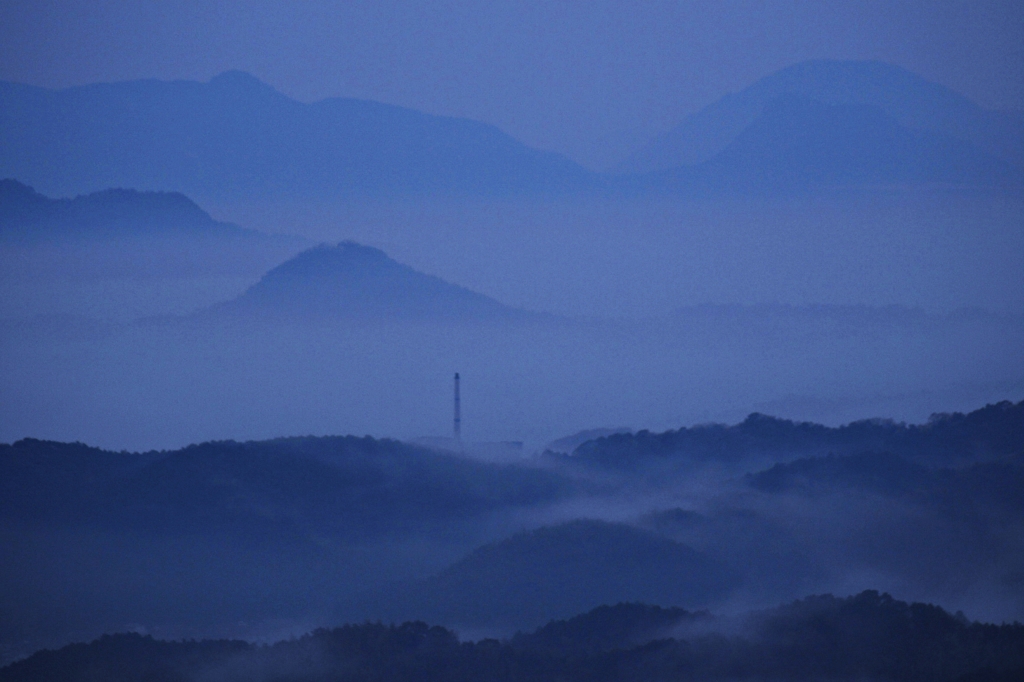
[3,592,1021,682]
[373,520,736,631]
[569,400,1024,469]
[0,435,571,540]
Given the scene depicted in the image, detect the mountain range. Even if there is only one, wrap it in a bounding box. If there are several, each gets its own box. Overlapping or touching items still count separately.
[650,95,1019,190]
[617,59,1024,175]
[0,71,591,200]
[1,61,1020,198]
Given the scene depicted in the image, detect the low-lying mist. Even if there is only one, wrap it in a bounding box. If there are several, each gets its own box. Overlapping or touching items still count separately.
[2,401,1020,667]
[210,190,1024,318]
[1,309,1019,451]
[1,188,1022,672]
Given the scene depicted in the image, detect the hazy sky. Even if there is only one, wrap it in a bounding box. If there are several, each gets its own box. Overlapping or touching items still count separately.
[1,0,1022,167]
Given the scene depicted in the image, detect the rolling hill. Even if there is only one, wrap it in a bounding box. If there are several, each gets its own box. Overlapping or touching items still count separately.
[375,520,736,630]
[568,400,1024,470]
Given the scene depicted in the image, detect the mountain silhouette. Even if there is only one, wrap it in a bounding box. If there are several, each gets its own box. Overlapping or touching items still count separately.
[618,59,1024,178]
[213,241,524,320]
[381,520,736,630]
[0,72,593,200]
[570,400,1024,469]
[0,435,569,540]
[0,178,264,242]
[655,95,1019,190]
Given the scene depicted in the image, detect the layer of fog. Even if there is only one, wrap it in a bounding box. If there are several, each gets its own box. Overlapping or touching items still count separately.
[1,311,1020,454]
[210,190,1024,318]
[2,190,1021,658]
[0,234,305,321]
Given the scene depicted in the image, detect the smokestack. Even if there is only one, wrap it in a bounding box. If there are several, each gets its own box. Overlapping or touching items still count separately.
[453,372,461,441]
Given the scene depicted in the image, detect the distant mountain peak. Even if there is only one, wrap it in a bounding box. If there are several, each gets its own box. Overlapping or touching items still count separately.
[207,70,280,95]
[215,241,521,321]
[617,58,1023,177]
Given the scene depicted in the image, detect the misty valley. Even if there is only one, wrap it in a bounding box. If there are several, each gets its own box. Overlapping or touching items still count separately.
[1,403,1022,681]
[1,56,1023,681]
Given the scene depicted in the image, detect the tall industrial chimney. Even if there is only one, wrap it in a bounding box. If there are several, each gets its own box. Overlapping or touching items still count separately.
[453,372,461,441]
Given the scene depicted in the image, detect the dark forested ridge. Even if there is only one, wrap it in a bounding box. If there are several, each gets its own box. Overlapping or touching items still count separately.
[568,399,1024,469]
[2,592,1021,682]
[0,434,576,663]
[370,520,736,631]
[2,400,1021,668]
[0,434,571,539]
[747,450,1024,515]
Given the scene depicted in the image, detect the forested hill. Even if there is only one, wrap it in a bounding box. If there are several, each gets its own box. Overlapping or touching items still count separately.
[568,400,1023,469]
[3,591,1021,682]
[372,520,737,631]
[0,435,572,540]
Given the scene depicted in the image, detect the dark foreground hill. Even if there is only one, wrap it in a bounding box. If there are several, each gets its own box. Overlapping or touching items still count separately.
[2,400,1020,663]
[0,436,573,661]
[3,592,1021,682]
[0,435,570,541]
[369,520,736,630]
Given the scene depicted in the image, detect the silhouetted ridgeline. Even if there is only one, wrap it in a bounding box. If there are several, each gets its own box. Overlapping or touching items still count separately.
[2,401,1021,664]
[647,95,1020,192]
[2,61,1020,200]
[372,520,736,630]
[0,435,572,540]
[568,400,1024,469]
[2,592,1021,682]
[748,451,1024,514]
[209,241,532,321]
[618,59,1024,174]
[0,72,593,200]
[0,179,259,242]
